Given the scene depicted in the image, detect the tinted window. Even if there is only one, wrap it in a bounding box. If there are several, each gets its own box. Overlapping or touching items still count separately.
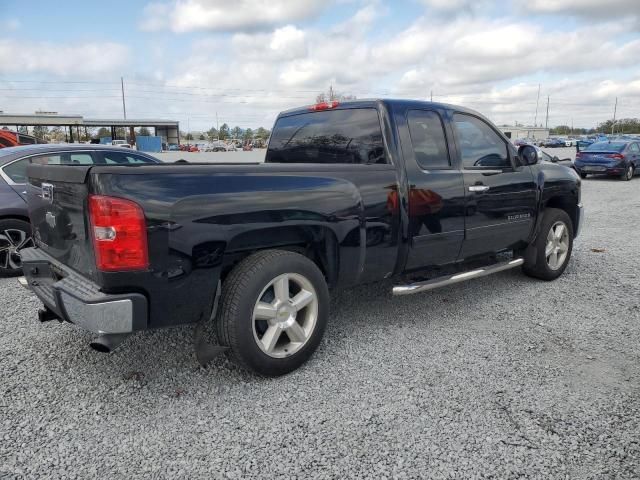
[3,158,29,183]
[630,143,640,153]
[407,110,450,169]
[584,142,626,152]
[17,135,37,145]
[453,114,509,168]
[103,152,154,164]
[266,108,386,164]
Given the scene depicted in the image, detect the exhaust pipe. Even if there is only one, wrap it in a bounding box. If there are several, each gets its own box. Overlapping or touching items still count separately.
[90,333,131,353]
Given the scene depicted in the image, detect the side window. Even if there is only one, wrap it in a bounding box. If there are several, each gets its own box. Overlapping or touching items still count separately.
[453,114,510,168]
[103,152,154,164]
[66,153,94,165]
[407,110,450,169]
[2,158,29,183]
[630,143,639,153]
[266,108,386,164]
[30,154,63,165]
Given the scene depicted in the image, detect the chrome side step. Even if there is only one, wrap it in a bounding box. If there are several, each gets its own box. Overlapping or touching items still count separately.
[392,258,524,296]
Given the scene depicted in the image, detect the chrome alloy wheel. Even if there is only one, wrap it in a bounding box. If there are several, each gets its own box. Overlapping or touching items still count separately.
[545,221,569,270]
[626,165,634,180]
[0,229,33,270]
[252,273,319,358]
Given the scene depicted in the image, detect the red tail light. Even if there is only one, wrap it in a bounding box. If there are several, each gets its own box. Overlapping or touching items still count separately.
[309,101,339,111]
[606,153,624,159]
[88,195,149,271]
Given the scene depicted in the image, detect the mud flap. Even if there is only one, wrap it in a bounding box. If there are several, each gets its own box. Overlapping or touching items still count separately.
[193,280,228,366]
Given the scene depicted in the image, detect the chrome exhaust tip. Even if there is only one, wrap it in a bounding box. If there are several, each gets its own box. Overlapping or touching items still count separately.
[89,333,131,353]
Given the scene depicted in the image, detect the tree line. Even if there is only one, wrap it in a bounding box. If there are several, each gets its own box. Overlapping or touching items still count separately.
[182,124,271,142]
[550,118,640,135]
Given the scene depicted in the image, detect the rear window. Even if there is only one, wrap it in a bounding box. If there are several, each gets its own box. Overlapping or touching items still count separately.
[17,135,37,145]
[266,108,386,164]
[584,142,626,152]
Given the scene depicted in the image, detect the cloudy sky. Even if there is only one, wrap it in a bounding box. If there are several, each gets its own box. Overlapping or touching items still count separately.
[1,0,639,130]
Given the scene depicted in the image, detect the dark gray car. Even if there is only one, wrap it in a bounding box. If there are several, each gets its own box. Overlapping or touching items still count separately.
[0,144,160,276]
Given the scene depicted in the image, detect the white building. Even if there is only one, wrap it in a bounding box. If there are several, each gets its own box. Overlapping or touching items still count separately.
[498,125,549,141]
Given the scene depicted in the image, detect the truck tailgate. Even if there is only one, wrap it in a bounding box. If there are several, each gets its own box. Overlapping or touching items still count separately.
[26,164,97,280]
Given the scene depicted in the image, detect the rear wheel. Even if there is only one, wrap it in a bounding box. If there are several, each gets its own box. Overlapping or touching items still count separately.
[0,219,33,277]
[579,172,588,179]
[523,208,573,281]
[621,164,634,181]
[217,250,329,376]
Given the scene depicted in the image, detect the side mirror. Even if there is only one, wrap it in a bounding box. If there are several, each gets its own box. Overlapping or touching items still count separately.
[552,156,560,162]
[518,145,539,166]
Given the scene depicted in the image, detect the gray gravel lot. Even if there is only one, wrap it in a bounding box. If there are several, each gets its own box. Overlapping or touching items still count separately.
[2,170,639,479]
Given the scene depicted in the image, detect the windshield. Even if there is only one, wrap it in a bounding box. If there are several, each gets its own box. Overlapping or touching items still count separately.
[584,142,626,152]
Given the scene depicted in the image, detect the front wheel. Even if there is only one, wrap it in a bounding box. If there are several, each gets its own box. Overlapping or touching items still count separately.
[523,208,573,281]
[217,250,329,376]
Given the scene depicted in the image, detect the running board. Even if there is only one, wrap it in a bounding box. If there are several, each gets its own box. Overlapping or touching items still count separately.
[392,258,524,296]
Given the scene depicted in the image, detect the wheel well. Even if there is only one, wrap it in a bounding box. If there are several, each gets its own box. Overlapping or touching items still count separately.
[0,214,30,224]
[545,197,577,234]
[220,226,339,287]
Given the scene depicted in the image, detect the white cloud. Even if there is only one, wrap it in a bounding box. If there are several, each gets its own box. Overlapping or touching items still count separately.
[232,25,307,61]
[522,0,640,16]
[0,39,129,76]
[140,0,330,33]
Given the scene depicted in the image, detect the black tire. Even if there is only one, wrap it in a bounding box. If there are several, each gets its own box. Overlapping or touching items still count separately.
[621,164,634,181]
[217,249,329,376]
[579,172,588,179]
[522,208,573,281]
[0,218,32,277]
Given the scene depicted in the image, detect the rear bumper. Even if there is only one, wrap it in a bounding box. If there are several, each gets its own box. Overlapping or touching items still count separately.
[575,164,622,175]
[20,247,147,334]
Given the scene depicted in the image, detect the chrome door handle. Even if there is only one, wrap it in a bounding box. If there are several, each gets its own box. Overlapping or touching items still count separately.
[469,185,490,192]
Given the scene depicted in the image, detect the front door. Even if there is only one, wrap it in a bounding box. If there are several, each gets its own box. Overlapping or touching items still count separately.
[451,113,537,258]
[400,109,466,270]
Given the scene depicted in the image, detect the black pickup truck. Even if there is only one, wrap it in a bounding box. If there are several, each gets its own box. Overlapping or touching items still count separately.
[20,99,583,376]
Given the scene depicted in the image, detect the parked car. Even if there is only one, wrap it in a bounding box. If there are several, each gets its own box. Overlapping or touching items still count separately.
[574,140,640,180]
[167,144,179,151]
[0,130,42,148]
[111,140,132,148]
[242,142,253,151]
[19,99,582,376]
[206,141,228,152]
[543,138,565,148]
[0,144,159,276]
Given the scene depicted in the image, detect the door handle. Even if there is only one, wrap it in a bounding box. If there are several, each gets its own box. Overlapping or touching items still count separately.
[469,185,490,192]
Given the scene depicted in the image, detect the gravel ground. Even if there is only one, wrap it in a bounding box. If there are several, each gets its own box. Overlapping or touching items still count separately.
[1,174,639,479]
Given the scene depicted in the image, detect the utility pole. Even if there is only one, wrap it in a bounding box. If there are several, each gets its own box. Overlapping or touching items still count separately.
[121,76,127,120]
[430,90,433,102]
[534,83,540,127]
[544,95,549,130]
[612,97,618,135]
[216,112,219,141]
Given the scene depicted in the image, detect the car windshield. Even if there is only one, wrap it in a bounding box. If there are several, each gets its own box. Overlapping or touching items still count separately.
[584,142,626,152]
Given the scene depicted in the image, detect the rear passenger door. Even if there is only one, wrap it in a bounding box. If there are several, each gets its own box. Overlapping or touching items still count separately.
[452,113,537,258]
[400,109,465,270]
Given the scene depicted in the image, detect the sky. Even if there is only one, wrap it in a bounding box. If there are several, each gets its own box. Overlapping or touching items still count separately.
[1,0,640,131]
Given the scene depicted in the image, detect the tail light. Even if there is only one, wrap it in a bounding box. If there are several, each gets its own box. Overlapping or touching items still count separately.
[88,195,149,271]
[606,153,624,160]
[309,101,339,111]
[575,152,582,158]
